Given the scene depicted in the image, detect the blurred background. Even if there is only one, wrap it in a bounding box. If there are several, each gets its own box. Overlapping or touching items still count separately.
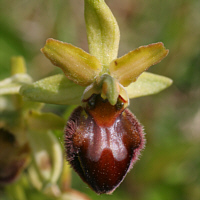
[0,0,200,199]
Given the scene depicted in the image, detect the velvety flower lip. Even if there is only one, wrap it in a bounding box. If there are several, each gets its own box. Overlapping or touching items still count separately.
[64,94,145,194]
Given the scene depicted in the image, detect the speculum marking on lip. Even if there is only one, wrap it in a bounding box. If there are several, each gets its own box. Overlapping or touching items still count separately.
[64,94,145,194]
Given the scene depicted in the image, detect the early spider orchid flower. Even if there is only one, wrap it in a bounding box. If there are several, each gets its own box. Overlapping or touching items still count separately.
[20,0,172,194]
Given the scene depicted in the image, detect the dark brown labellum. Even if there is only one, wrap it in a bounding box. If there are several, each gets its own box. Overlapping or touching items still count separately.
[65,94,145,194]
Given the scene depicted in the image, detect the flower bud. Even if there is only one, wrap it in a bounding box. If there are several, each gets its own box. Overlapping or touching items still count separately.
[64,94,145,194]
[0,128,30,184]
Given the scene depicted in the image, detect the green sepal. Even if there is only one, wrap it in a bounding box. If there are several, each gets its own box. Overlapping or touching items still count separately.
[0,74,32,95]
[26,110,65,131]
[126,72,173,99]
[109,42,169,86]
[20,74,85,105]
[41,38,101,86]
[84,0,120,70]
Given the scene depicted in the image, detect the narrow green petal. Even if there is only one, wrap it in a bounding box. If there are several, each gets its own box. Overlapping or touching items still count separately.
[84,0,120,69]
[20,74,85,105]
[109,42,169,86]
[26,110,65,131]
[41,38,102,86]
[0,74,32,95]
[126,72,173,99]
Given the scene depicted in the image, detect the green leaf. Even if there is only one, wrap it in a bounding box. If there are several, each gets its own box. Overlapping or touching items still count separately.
[84,0,120,70]
[0,74,32,95]
[126,72,173,99]
[109,42,169,86]
[26,110,65,131]
[41,38,101,86]
[20,74,85,105]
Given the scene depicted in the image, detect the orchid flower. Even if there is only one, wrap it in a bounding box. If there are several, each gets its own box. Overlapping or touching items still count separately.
[20,0,172,194]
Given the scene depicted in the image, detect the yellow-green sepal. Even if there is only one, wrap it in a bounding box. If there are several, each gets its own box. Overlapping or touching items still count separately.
[84,0,120,70]
[109,42,169,87]
[20,74,85,105]
[126,72,173,99]
[41,38,102,86]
